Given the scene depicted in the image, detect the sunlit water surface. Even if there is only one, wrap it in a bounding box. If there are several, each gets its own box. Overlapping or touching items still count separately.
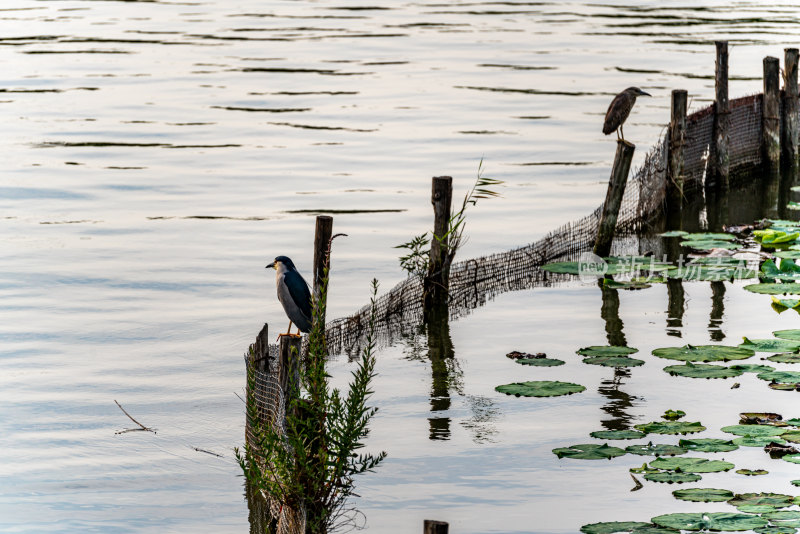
[3,1,800,532]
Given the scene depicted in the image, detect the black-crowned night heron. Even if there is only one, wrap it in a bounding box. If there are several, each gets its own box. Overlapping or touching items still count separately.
[267,256,312,336]
[603,87,651,142]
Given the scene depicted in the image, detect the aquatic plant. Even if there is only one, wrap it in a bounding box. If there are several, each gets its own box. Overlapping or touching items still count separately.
[395,159,503,279]
[236,274,385,533]
[672,488,734,502]
[495,380,585,397]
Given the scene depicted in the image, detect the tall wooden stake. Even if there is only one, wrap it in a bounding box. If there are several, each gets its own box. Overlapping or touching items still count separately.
[312,215,333,324]
[425,176,453,306]
[783,48,799,169]
[713,41,730,189]
[594,141,635,258]
[278,335,302,416]
[763,56,781,172]
[668,89,688,205]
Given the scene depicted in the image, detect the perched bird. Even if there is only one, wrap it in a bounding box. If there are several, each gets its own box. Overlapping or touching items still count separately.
[267,256,312,336]
[603,87,651,142]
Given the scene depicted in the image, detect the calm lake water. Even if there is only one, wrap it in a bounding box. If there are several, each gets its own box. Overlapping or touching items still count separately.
[4,1,800,533]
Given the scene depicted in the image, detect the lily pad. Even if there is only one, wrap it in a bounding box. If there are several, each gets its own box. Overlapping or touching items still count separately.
[764,511,800,521]
[552,443,626,460]
[737,505,781,513]
[721,424,787,437]
[678,438,739,452]
[774,329,800,341]
[745,283,800,295]
[682,232,736,241]
[664,362,743,379]
[740,338,800,352]
[772,297,800,311]
[644,471,702,484]
[577,346,639,357]
[649,457,734,473]
[754,526,797,534]
[767,353,800,364]
[602,279,652,290]
[737,468,769,475]
[757,370,800,384]
[590,429,646,440]
[681,240,741,250]
[635,421,706,435]
[630,527,680,534]
[660,230,689,237]
[786,418,800,426]
[775,250,800,259]
[663,409,686,420]
[516,357,565,367]
[673,488,734,503]
[495,381,586,397]
[730,364,775,373]
[779,430,800,443]
[651,345,754,362]
[652,512,766,531]
[626,443,687,456]
[740,412,784,424]
[782,454,800,464]
[791,480,800,486]
[584,356,645,368]
[732,436,787,447]
[727,493,795,508]
[580,522,651,534]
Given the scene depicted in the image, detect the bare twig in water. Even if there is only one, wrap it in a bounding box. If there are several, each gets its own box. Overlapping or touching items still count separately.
[234,391,245,404]
[114,399,156,434]
[192,447,224,458]
[630,473,643,492]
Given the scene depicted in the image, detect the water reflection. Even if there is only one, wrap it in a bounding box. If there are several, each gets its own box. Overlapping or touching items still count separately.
[708,281,725,342]
[600,281,626,347]
[666,279,685,338]
[425,302,457,441]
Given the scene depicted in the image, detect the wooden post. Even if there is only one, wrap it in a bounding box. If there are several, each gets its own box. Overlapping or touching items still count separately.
[424,520,449,534]
[713,41,730,189]
[668,89,687,204]
[312,215,333,322]
[763,56,781,171]
[593,141,634,258]
[783,48,799,169]
[278,335,302,412]
[425,176,453,306]
[252,323,270,373]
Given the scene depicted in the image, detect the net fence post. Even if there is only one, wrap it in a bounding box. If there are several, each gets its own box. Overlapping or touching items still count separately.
[783,48,799,172]
[763,56,781,173]
[713,41,730,190]
[667,89,687,208]
[594,140,634,258]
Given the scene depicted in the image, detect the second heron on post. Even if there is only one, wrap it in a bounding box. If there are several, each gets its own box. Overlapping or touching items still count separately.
[603,87,651,142]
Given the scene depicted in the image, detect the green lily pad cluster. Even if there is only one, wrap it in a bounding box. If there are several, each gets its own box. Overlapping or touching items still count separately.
[663,362,743,379]
[661,231,742,251]
[652,344,754,362]
[755,228,800,247]
[495,380,585,397]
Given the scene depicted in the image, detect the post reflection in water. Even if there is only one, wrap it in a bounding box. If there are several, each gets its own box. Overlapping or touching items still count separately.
[597,279,641,431]
[666,279,685,338]
[709,281,726,342]
[425,301,457,440]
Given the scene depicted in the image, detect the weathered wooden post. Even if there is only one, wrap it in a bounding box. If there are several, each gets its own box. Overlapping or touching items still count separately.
[278,335,302,414]
[312,215,333,324]
[424,520,449,534]
[763,56,781,171]
[668,89,687,205]
[252,323,270,373]
[424,176,453,307]
[593,141,634,258]
[783,48,799,169]
[713,41,730,189]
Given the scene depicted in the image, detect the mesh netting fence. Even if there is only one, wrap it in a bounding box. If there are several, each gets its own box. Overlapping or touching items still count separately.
[244,91,774,533]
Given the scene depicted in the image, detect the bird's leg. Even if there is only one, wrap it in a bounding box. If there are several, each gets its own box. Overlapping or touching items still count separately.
[620,125,625,142]
[616,128,620,141]
[295,327,301,336]
[286,320,293,335]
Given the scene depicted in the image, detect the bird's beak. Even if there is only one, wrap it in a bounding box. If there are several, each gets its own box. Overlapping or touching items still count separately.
[641,90,652,97]
[266,262,275,270]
